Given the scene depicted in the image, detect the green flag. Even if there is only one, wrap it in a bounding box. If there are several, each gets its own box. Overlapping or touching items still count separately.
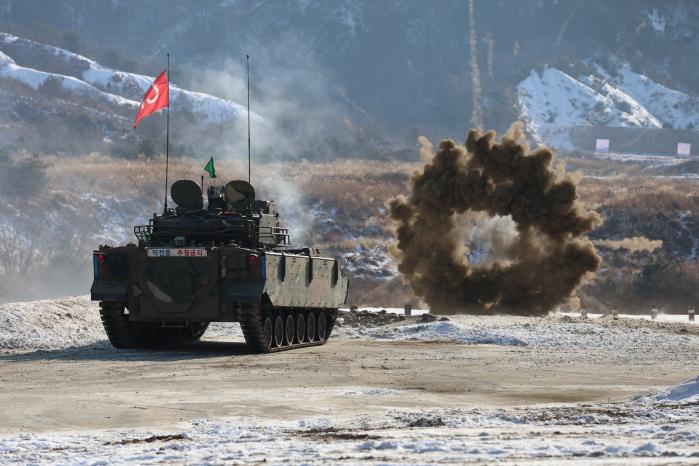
[204,157,216,178]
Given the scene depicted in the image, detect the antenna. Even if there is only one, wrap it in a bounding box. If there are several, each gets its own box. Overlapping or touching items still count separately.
[246,54,251,184]
[164,52,170,214]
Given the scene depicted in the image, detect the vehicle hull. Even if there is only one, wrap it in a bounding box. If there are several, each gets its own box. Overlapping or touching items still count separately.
[91,245,349,323]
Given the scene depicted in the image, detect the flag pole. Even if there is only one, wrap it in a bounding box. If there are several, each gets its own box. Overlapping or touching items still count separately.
[246,54,251,185]
[164,52,170,214]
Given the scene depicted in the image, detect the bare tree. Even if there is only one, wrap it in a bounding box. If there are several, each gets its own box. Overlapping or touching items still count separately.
[0,216,44,276]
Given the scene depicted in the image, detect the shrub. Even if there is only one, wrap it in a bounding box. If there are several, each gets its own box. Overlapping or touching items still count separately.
[0,152,48,197]
[137,138,158,158]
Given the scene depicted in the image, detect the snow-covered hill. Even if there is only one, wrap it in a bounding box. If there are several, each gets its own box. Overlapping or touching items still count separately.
[0,43,137,113]
[0,32,259,125]
[518,67,659,129]
[518,63,699,150]
[0,30,361,159]
[601,63,699,130]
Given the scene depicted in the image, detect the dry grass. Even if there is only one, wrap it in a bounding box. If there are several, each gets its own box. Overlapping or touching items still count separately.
[579,176,699,209]
[47,154,419,207]
[10,153,699,310]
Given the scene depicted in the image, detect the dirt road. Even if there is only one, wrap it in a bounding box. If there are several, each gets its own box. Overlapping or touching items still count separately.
[1,333,695,435]
[2,303,699,463]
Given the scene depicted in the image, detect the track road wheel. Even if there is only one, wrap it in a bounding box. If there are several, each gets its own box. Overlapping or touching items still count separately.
[296,313,306,344]
[99,302,132,349]
[263,316,273,349]
[285,314,295,345]
[274,315,284,347]
[318,312,328,341]
[99,302,156,349]
[239,303,271,353]
[186,321,209,341]
[307,312,316,343]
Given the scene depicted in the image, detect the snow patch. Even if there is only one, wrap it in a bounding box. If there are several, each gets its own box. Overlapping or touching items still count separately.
[0,295,249,351]
[647,9,667,33]
[646,377,699,402]
[0,296,103,351]
[347,314,698,357]
[0,49,14,65]
[1,404,698,464]
[366,321,528,346]
[580,73,662,127]
[342,387,395,397]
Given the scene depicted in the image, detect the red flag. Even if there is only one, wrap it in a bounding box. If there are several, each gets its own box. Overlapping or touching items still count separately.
[133,70,169,128]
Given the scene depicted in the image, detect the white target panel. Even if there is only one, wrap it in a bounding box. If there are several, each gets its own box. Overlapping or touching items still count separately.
[677,143,691,156]
[595,138,610,153]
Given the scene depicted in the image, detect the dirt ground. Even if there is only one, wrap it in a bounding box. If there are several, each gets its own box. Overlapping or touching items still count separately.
[1,331,696,436]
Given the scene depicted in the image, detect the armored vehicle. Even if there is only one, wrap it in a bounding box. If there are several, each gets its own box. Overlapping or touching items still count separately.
[90,179,349,352]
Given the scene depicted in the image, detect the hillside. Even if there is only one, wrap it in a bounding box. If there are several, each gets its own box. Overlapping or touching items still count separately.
[2,0,699,141]
[0,32,263,156]
[0,32,255,122]
[2,2,699,157]
[0,151,697,313]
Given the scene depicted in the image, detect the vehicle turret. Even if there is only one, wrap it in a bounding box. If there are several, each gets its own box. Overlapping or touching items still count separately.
[134,179,290,250]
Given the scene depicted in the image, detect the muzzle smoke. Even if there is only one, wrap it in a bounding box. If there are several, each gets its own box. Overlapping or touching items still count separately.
[389,123,602,315]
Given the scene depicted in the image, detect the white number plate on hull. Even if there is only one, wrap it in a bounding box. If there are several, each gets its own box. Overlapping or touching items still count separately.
[147,248,208,258]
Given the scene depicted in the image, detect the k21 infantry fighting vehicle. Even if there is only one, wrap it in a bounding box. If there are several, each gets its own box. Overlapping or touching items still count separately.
[90,179,349,352]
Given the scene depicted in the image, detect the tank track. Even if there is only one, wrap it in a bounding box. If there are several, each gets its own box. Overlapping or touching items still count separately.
[100,302,143,349]
[239,304,337,353]
[99,302,209,349]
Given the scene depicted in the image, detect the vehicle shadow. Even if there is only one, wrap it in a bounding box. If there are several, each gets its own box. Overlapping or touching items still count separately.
[0,339,257,362]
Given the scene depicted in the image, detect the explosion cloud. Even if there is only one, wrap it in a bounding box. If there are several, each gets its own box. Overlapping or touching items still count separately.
[389,123,602,315]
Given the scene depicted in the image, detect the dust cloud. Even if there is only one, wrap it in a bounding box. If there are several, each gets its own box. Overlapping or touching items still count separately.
[594,237,663,253]
[389,123,602,315]
[184,33,346,163]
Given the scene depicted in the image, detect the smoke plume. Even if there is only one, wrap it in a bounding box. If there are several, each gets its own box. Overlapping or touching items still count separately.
[468,0,483,129]
[389,123,602,315]
[594,237,663,253]
[483,32,494,78]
